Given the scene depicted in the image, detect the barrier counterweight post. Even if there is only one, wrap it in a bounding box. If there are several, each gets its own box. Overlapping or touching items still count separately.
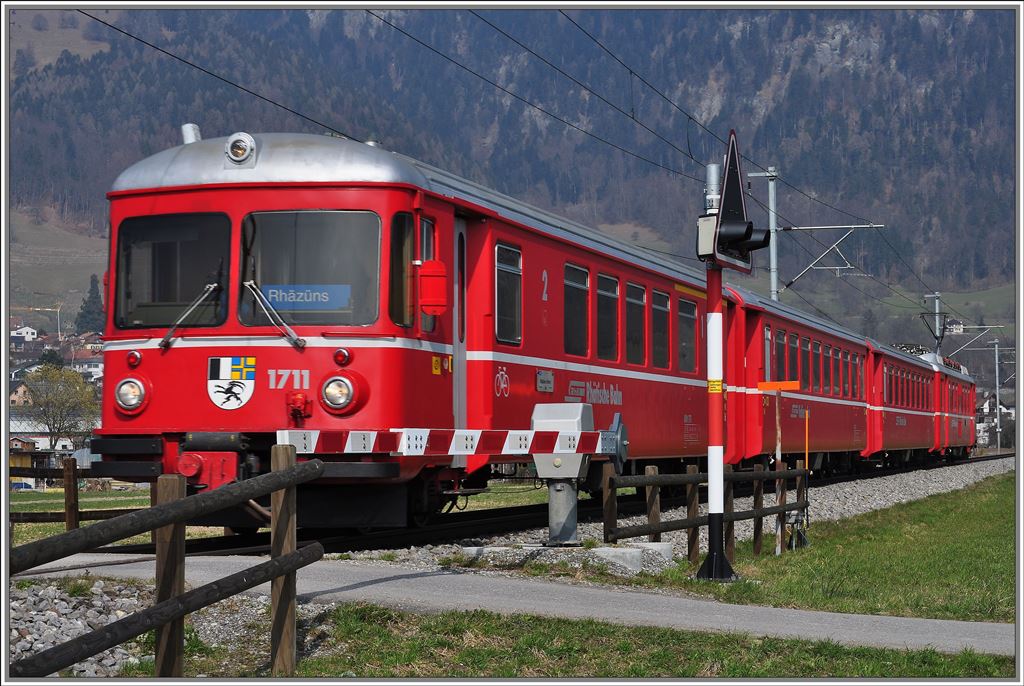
[697,263,735,581]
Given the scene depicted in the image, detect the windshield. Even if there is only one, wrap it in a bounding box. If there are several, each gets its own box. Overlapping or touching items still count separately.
[239,211,381,326]
[114,213,230,329]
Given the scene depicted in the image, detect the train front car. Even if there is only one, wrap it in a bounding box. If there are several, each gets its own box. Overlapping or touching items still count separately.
[92,131,455,528]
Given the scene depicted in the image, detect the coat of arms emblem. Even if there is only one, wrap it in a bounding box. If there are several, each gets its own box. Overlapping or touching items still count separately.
[207,357,256,409]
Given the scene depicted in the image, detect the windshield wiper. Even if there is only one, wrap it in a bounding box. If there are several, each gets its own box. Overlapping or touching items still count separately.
[243,280,307,350]
[159,283,220,350]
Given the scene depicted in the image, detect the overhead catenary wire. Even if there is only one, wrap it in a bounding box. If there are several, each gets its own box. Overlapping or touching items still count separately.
[469,9,705,169]
[76,10,357,140]
[557,9,974,317]
[366,10,705,185]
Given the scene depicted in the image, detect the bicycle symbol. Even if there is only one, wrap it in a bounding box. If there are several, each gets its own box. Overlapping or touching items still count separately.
[494,366,510,398]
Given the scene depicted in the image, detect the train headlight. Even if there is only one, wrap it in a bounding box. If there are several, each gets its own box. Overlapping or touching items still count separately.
[322,377,354,409]
[225,132,255,163]
[115,378,146,411]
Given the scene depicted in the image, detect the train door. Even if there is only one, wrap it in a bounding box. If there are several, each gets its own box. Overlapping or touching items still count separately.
[453,217,467,428]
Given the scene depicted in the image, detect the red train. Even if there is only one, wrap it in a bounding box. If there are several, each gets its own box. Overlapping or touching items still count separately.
[91,130,975,527]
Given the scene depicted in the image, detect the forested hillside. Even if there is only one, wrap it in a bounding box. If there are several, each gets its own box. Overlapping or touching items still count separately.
[9,8,1015,301]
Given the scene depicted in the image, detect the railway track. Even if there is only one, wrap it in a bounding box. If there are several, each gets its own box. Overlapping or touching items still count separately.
[87,452,1013,559]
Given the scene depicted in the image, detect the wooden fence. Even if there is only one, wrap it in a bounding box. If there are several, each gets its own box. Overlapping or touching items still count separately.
[9,446,323,678]
[602,460,809,564]
[9,460,143,531]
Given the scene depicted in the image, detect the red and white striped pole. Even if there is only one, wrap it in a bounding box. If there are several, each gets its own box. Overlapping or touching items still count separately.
[697,165,735,581]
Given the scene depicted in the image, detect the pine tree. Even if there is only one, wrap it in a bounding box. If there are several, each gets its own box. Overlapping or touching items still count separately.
[75,273,105,333]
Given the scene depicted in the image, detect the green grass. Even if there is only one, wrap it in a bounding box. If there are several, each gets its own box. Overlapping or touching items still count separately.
[528,472,1013,623]
[113,602,1012,678]
[463,481,636,511]
[661,472,1015,622]
[298,604,1011,678]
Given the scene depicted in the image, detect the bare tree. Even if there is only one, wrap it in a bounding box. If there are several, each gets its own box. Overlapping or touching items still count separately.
[25,365,99,452]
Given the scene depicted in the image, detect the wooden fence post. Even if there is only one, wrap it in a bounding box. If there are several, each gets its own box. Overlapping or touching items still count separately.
[150,481,159,544]
[63,458,79,532]
[154,474,186,677]
[601,463,616,543]
[271,445,297,677]
[752,464,764,556]
[724,463,734,563]
[686,464,699,566]
[644,465,661,543]
[775,458,787,556]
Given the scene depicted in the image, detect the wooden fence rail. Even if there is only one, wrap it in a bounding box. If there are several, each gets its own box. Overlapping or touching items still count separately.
[602,461,810,562]
[9,450,324,678]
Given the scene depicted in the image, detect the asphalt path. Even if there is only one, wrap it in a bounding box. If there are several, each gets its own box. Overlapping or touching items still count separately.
[22,553,1016,657]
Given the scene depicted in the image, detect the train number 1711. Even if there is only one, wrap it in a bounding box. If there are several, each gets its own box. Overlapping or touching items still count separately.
[267,369,310,389]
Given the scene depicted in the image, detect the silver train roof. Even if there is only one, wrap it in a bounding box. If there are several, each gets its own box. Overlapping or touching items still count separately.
[110,132,971,380]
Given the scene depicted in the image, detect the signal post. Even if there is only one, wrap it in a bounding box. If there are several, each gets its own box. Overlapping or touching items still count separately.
[696,131,769,581]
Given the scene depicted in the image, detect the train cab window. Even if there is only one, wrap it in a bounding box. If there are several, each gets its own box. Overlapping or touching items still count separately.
[812,342,821,392]
[800,337,811,391]
[116,213,231,329]
[388,213,415,327]
[763,326,772,381]
[788,333,799,383]
[843,351,851,397]
[495,244,522,344]
[775,330,787,381]
[420,218,436,333]
[563,264,589,357]
[626,284,646,365]
[597,275,619,361]
[824,346,833,395]
[678,299,697,373]
[651,291,670,369]
[240,210,381,327]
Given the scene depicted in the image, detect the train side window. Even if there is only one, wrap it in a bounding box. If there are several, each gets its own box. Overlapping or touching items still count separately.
[843,351,851,397]
[852,354,860,399]
[883,365,888,404]
[420,218,436,333]
[788,333,799,383]
[832,349,841,396]
[495,244,522,344]
[626,284,646,365]
[651,291,670,369]
[677,299,697,373]
[597,275,619,361]
[800,337,810,391]
[389,213,415,328]
[763,326,772,381]
[775,329,787,380]
[812,342,821,392]
[564,264,589,357]
[824,346,833,395]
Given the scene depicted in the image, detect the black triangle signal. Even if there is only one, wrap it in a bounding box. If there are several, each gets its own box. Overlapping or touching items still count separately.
[713,130,770,273]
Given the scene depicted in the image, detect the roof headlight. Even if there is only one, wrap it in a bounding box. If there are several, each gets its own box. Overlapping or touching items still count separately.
[225,132,255,163]
[322,376,354,409]
[115,378,146,411]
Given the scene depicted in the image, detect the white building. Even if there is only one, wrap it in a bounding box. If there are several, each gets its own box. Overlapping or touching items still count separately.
[12,326,37,341]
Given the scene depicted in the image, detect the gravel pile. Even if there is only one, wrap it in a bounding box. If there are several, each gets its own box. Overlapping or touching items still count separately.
[344,456,1016,567]
[9,579,342,677]
[9,579,152,677]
